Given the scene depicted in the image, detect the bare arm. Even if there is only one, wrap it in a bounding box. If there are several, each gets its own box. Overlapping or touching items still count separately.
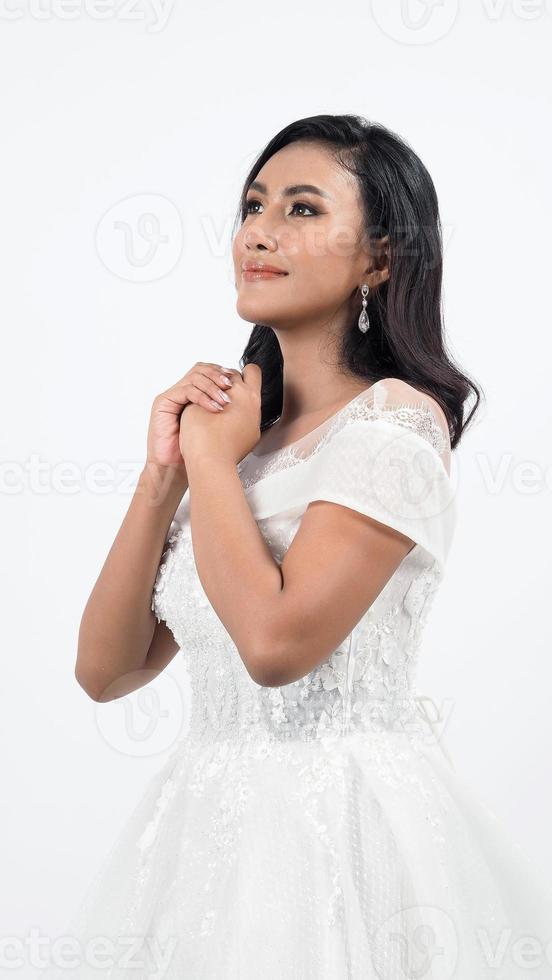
[184,454,413,687]
[185,454,284,681]
[75,362,235,702]
[75,462,188,702]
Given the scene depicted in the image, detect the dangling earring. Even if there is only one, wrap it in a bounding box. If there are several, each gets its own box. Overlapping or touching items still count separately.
[358,283,370,333]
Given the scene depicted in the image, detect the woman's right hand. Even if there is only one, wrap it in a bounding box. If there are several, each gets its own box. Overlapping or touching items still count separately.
[146,362,235,469]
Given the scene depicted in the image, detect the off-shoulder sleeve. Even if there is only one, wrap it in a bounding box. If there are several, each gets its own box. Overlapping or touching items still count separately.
[245,379,457,572]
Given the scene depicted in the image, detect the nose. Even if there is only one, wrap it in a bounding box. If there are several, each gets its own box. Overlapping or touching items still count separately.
[243,222,277,252]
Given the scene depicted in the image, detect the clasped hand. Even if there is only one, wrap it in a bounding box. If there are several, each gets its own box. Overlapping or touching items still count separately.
[179,362,262,466]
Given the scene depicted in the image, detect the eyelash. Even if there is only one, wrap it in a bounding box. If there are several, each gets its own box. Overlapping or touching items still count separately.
[243,199,319,219]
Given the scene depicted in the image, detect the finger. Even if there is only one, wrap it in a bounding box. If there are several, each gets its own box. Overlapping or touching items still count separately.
[167,380,224,414]
[166,367,235,412]
[215,365,240,381]
[184,384,226,413]
[189,369,233,408]
[204,365,234,388]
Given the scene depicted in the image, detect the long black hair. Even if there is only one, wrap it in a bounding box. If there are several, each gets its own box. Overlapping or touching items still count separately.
[232,113,482,450]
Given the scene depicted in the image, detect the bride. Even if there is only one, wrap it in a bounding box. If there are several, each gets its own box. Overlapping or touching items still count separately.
[43,114,552,979]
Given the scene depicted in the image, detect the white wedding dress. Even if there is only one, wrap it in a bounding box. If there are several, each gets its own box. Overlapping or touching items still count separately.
[42,378,552,979]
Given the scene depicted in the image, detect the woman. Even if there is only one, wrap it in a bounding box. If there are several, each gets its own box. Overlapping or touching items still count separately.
[44,115,552,978]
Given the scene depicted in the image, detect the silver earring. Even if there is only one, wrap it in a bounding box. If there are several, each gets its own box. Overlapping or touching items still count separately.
[358,283,370,333]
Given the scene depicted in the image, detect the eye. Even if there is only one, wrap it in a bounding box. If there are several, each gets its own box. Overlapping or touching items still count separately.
[243,198,319,218]
[290,201,318,217]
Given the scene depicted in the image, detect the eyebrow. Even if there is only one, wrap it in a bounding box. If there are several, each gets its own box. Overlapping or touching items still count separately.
[248,180,332,200]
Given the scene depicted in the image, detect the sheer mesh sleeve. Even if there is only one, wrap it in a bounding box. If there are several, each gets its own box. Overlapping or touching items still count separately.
[245,379,457,572]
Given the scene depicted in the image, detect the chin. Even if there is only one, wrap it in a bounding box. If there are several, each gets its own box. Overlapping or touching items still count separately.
[235,299,281,325]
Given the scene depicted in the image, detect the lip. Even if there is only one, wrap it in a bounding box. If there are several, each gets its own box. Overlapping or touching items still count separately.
[242,261,288,275]
[242,269,288,281]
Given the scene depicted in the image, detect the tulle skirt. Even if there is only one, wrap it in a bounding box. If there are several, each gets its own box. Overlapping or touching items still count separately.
[40,729,552,979]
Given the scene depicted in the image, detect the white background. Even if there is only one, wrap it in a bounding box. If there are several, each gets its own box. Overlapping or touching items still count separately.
[1,1,551,975]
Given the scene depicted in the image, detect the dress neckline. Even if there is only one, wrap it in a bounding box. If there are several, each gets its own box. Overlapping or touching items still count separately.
[250,384,377,459]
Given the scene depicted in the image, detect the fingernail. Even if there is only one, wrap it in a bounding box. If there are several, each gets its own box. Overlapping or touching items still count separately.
[211,400,224,411]
[219,375,232,386]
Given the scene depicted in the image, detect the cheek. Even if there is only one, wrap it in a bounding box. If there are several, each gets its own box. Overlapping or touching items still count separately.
[308,215,361,265]
[287,227,356,283]
[295,251,355,295]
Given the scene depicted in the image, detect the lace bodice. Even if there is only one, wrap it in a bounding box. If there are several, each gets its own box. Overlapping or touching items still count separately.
[151,378,457,748]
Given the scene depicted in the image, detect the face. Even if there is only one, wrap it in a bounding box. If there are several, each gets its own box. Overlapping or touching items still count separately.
[232,141,387,332]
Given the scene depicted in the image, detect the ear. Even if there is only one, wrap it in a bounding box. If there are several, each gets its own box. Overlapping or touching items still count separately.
[364,233,390,287]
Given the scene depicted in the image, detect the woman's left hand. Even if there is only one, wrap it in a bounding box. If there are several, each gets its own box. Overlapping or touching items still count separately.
[179,362,262,466]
